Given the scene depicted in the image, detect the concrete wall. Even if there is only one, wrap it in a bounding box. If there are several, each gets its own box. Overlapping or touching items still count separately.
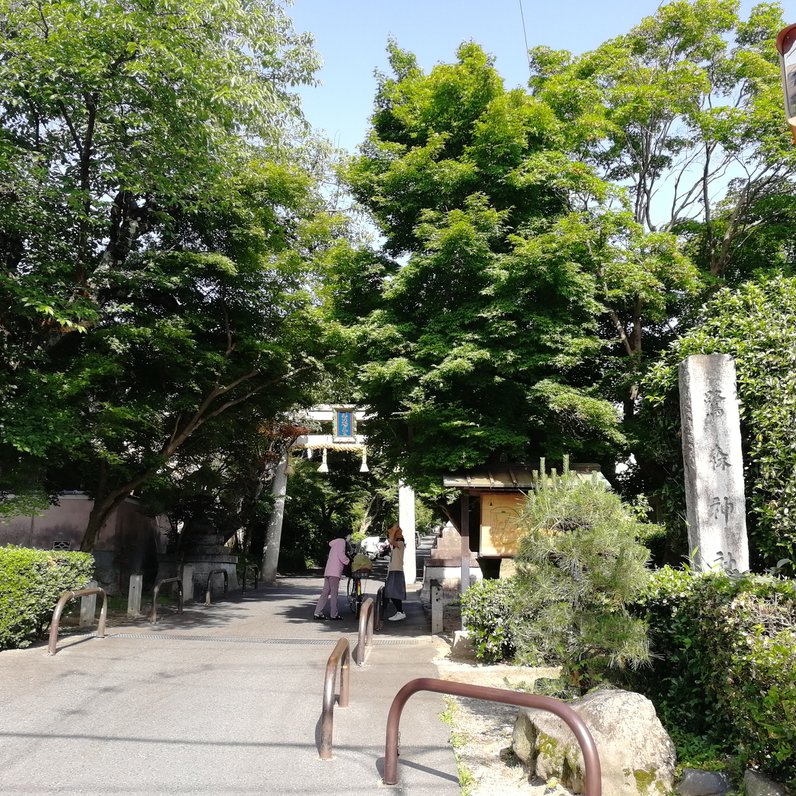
[2,494,90,550]
[0,493,168,594]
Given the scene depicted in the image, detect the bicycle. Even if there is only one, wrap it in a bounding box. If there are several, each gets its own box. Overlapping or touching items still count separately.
[346,568,369,617]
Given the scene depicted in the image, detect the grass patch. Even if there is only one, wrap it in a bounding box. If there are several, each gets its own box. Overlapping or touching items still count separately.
[671,728,735,778]
[439,696,477,793]
[458,762,475,795]
[439,696,458,726]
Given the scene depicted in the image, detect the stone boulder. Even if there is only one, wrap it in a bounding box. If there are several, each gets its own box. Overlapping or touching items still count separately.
[744,770,791,796]
[513,688,676,796]
[677,768,731,796]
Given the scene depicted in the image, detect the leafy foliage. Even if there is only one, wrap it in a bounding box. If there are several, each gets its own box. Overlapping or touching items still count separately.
[630,567,796,784]
[0,0,339,548]
[513,474,653,690]
[460,578,520,663]
[643,276,796,567]
[529,0,794,277]
[528,0,796,504]
[345,42,624,493]
[0,546,94,650]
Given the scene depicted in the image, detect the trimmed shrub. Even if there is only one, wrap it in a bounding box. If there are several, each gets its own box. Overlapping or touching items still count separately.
[513,474,654,690]
[0,545,95,650]
[460,578,520,663]
[630,567,796,784]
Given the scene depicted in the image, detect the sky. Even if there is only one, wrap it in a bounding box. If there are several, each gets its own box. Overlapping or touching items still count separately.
[287,0,791,154]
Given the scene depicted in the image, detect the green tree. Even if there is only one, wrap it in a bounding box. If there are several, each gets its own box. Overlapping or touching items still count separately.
[0,0,339,550]
[514,473,654,691]
[141,416,306,557]
[528,0,795,442]
[345,42,624,496]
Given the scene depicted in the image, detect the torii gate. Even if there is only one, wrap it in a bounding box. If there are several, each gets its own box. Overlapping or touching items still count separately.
[261,405,417,585]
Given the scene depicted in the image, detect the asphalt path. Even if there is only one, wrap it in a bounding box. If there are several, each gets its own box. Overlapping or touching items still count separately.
[0,574,461,795]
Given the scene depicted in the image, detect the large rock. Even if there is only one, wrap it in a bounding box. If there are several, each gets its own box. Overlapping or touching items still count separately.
[513,688,676,796]
[744,770,791,796]
[678,768,731,796]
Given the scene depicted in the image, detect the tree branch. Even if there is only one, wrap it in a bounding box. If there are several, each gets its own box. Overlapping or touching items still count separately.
[57,101,83,158]
[606,305,634,358]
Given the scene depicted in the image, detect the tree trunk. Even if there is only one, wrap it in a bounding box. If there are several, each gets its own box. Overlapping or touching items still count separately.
[80,488,131,552]
[357,493,382,535]
[261,451,289,585]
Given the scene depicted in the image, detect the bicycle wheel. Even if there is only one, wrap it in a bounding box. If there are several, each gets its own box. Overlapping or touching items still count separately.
[354,577,363,618]
[347,576,359,615]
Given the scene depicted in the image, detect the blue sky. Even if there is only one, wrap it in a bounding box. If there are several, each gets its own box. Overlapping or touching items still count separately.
[287,0,788,153]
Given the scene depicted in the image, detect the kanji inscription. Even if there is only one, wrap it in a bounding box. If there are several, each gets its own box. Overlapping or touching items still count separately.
[679,354,748,572]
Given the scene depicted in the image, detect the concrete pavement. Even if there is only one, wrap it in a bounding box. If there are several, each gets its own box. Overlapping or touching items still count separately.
[0,575,461,795]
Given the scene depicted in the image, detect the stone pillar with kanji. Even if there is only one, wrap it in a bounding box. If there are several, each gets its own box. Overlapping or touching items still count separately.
[679,353,749,572]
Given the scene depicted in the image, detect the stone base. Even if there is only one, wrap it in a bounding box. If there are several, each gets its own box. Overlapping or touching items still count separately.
[156,555,239,601]
[420,564,482,603]
[452,630,477,659]
[514,688,676,796]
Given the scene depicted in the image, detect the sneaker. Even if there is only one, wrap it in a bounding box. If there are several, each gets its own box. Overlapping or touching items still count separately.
[329,615,343,621]
[388,612,406,621]
[313,614,328,621]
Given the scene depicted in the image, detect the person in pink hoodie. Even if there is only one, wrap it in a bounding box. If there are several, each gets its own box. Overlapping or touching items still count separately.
[314,532,350,620]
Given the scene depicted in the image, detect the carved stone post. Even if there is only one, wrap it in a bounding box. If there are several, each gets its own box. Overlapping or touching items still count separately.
[679,354,749,572]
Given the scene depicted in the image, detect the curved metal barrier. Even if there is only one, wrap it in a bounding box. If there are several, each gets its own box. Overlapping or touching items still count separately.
[354,596,375,666]
[383,678,601,794]
[48,588,107,656]
[241,564,259,592]
[319,637,350,760]
[150,577,184,624]
[204,569,228,605]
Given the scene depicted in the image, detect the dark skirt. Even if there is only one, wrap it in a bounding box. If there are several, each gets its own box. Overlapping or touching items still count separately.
[384,571,406,600]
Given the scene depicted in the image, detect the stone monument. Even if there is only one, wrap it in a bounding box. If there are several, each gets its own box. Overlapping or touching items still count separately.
[156,514,238,599]
[679,354,749,572]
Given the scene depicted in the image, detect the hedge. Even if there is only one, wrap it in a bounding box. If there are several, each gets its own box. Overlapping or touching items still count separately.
[629,567,796,783]
[460,578,520,663]
[0,545,95,650]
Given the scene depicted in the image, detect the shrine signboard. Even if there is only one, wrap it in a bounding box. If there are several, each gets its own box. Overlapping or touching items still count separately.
[332,407,356,442]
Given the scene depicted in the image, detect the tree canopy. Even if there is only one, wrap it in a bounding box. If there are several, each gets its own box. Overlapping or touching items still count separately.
[4,0,796,567]
[528,0,795,417]
[344,42,624,494]
[0,0,341,549]
[341,2,796,514]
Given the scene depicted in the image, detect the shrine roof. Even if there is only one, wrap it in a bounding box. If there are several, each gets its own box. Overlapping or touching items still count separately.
[442,463,604,490]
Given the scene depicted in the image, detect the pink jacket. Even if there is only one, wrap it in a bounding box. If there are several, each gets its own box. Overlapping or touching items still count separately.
[324,537,349,577]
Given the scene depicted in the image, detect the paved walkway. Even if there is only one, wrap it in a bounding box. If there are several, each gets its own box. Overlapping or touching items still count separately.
[0,576,461,795]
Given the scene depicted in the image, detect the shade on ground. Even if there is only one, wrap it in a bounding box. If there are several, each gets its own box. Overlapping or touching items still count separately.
[0,576,460,795]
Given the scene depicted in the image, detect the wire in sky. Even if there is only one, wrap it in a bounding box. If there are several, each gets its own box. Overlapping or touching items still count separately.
[518,0,532,78]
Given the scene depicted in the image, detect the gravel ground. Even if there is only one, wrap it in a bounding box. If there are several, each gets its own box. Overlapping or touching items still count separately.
[431,635,571,796]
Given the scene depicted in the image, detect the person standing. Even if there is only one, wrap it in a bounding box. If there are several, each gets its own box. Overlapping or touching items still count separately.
[385,523,407,621]
[314,531,349,620]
